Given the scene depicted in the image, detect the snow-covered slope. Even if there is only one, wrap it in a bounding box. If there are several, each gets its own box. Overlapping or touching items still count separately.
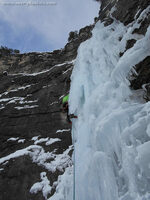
[69,5,150,200]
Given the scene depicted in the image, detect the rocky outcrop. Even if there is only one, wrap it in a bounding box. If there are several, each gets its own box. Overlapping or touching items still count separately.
[130,56,150,101]
[0,24,93,76]
[98,0,150,27]
[98,0,150,100]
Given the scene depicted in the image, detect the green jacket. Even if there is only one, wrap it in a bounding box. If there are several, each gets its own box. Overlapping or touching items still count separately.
[62,94,69,104]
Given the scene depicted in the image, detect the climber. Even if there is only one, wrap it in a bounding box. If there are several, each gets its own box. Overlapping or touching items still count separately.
[62,94,77,123]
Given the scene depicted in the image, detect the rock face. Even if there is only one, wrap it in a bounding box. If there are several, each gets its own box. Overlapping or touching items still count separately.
[98,0,150,100]
[0,54,73,200]
[0,0,150,199]
[98,0,150,27]
[0,25,93,200]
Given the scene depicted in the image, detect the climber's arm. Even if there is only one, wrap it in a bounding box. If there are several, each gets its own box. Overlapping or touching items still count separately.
[69,114,78,119]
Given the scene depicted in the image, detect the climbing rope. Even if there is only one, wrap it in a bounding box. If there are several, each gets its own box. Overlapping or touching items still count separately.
[72,121,76,200]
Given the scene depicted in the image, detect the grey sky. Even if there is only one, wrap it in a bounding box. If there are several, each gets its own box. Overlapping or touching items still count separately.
[0,0,100,52]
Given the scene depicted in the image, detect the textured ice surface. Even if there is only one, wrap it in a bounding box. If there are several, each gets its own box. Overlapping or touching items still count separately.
[69,6,150,200]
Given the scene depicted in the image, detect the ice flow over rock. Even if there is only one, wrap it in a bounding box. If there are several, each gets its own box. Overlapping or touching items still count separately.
[69,8,150,200]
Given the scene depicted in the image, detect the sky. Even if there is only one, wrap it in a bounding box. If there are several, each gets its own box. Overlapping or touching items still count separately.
[0,0,100,53]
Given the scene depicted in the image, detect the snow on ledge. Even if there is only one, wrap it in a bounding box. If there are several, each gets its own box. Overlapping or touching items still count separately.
[31,135,40,141]
[46,138,61,146]
[18,139,26,143]
[34,138,49,145]
[30,172,52,199]
[0,145,42,164]
[56,129,70,133]
[15,105,39,110]
[33,137,61,146]
[7,137,19,142]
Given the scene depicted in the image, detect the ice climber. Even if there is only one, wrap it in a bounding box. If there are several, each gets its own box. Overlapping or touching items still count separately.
[62,94,77,123]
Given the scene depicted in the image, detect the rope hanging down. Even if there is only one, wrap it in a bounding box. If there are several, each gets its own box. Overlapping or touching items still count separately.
[72,121,76,200]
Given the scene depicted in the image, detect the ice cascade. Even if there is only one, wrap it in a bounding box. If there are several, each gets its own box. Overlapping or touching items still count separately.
[70,9,150,200]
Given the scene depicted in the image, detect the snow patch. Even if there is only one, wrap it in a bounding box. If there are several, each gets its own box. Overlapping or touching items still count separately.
[49,101,58,106]
[48,167,73,200]
[31,136,40,141]
[18,139,25,143]
[56,129,70,133]
[18,100,38,105]
[30,172,52,199]
[63,67,73,74]
[31,145,73,173]
[0,97,25,103]
[34,138,49,145]
[7,137,19,142]
[11,60,75,77]
[15,105,38,110]
[0,145,42,164]
[59,95,64,100]
[9,85,33,92]
[33,137,61,146]
[0,106,5,110]
[46,138,61,146]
